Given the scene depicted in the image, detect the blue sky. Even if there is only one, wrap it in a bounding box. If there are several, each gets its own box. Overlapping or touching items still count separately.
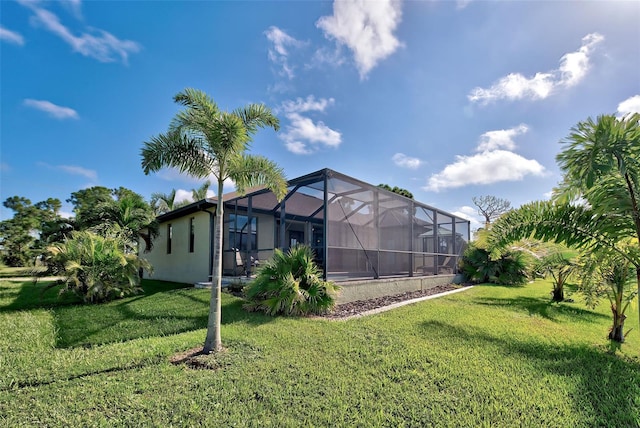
[1,0,639,228]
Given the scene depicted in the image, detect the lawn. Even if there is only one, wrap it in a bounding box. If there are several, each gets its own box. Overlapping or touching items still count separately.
[1,277,639,427]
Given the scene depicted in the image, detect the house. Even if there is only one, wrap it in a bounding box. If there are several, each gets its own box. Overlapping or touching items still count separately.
[140,168,470,303]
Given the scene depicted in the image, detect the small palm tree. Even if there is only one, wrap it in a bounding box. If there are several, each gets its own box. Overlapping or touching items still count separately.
[45,231,151,303]
[141,88,287,353]
[245,245,340,316]
[534,251,578,302]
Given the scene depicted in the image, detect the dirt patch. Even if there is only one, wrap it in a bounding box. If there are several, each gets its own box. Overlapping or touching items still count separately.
[322,284,471,319]
[170,346,228,370]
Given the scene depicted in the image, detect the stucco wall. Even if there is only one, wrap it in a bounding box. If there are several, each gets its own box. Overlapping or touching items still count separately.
[140,210,213,284]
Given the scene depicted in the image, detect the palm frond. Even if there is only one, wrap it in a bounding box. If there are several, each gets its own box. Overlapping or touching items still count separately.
[141,131,214,178]
[233,103,280,135]
[229,154,288,201]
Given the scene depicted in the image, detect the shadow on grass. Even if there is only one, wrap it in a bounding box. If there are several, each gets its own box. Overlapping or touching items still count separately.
[0,279,82,311]
[471,295,608,322]
[53,286,276,349]
[420,320,640,426]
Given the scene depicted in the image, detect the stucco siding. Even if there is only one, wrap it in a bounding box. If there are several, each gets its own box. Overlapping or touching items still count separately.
[140,210,213,284]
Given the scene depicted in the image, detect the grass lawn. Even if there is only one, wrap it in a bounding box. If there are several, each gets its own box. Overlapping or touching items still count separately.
[1,278,639,427]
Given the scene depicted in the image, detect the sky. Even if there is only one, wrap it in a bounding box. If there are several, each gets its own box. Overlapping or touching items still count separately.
[1,0,639,229]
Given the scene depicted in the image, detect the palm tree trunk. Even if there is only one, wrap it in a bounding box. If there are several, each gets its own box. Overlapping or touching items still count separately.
[203,179,225,353]
[609,304,626,343]
[552,286,564,302]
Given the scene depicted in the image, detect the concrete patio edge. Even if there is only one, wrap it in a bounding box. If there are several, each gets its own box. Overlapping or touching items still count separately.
[335,285,475,321]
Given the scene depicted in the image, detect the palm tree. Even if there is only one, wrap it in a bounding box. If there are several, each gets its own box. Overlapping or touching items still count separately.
[151,189,178,215]
[191,180,211,201]
[141,88,287,353]
[489,113,640,342]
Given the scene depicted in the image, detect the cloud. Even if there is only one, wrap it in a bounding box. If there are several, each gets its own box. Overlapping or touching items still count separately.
[279,96,342,155]
[316,0,403,79]
[451,205,482,230]
[617,95,640,117]
[156,167,234,193]
[0,162,10,173]
[61,0,83,19]
[0,25,25,46]
[57,165,97,180]
[265,26,304,79]
[476,124,528,152]
[38,162,97,181]
[23,99,79,119]
[392,153,422,169]
[425,150,546,192]
[425,124,545,192]
[19,1,140,64]
[469,33,604,105]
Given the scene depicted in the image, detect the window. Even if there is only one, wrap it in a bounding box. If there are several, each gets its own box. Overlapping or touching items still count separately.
[228,214,257,251]
[167,224,172,254]
[189,217,195,253]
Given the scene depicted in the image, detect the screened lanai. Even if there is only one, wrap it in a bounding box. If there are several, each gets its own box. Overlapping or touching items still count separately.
[224,169,470,281]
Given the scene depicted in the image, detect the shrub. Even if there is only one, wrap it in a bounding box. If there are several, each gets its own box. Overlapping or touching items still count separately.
[461,242,528,286]
[44,231,151,303]
[244,245,340,316]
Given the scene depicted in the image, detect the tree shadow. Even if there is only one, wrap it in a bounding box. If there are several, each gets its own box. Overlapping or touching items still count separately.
[419,320,640,426]
[471,295,609,323]
[53,288,276,349]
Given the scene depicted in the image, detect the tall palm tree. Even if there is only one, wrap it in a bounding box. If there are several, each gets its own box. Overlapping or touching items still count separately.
[141,88,287,353]
[489,113,640,342]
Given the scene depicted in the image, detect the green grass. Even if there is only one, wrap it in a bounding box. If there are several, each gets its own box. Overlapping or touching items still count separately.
[1,278,639,427]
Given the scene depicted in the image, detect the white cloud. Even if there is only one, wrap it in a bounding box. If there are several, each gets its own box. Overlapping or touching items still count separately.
[38,162,97,181]
[558,33,604,87]
[617,95,640,117]
[469,33,604,105]
[281,96,334,114]
[425,150,546,192]
[425,124,544,192]
[61,0,83,19]
[19,1,140,64]
[0,26,25,46]
[451,205,482,230]
[265,26,304,79]
[24,99,79,119]
[476,124,528,152]
[316,0,403,79]
[57,165,97,180]
[279,96,342,155]
[156,168,234,193]
[392,153,421,169]
[456,0,473,10]
[175,189,194,204]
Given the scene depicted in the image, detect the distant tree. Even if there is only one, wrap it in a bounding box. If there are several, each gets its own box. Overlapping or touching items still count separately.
[192,180,211,201]
[472,195,511,228]
[151,189,178,215]
[378,184,414,199]
[68,186,157,251]
[67,186,113,230]
[0,196,63,266]
[141,88,287,353]
[95,191,158,252]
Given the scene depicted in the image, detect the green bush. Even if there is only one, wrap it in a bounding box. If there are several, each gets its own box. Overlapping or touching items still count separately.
[244,245,340,316]
[461,242,528,286]
[44,230,151,303]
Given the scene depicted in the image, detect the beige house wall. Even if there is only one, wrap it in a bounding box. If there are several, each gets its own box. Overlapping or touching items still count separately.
[140,209,213,284]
